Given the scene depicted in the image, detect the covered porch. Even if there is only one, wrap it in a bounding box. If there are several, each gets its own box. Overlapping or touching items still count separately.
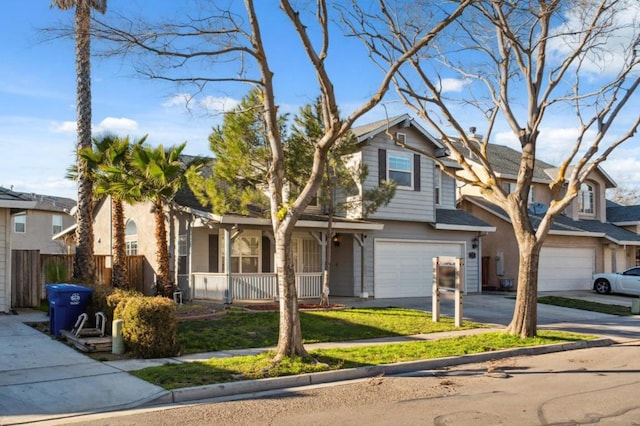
[182,209,383,302]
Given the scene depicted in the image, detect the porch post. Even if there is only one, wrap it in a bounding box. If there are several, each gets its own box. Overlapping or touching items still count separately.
[224,227,232,304]
[354,234,367,298]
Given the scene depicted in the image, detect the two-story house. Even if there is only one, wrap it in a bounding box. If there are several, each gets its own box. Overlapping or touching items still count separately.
[0,187,36,313]
[89,114,493,301]
[11,191,76,254]
[456,143,640,292]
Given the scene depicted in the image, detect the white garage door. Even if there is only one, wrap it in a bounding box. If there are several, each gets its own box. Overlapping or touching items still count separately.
[538,247,594,291]
[374,240,463,298]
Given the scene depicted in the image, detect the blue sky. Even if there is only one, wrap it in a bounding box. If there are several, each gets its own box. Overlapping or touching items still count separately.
[1,1,638,201]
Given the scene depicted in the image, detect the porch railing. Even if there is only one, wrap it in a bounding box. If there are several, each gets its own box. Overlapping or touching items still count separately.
[192,272,323,301]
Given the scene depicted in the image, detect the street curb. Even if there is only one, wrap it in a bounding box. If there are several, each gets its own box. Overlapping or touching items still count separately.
[144,337,615,406]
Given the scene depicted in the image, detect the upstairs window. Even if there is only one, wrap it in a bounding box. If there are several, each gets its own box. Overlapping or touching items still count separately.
[387,153,413,189]
[502,182,535,203]
[125,219,138,255]
[14,214,26,233]
[52,215,63,235]
[578,183,594,214]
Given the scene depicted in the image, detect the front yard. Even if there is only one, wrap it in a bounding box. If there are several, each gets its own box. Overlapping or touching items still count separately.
[133,306,591,389]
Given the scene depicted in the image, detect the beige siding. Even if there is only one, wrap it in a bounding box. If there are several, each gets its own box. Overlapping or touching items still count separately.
[362,127,437,222]
[0,209,8,312]
[11,210,74,254]
[439,173,457,209]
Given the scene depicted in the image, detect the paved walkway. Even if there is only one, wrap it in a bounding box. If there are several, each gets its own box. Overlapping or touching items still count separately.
[0,292,637,425]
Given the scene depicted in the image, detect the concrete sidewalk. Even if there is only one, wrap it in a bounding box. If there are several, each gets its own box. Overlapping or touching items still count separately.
[0,292,635,425]
[0,311,167,425]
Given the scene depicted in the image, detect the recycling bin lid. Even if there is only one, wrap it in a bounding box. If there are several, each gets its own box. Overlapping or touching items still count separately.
[45,283,94,293]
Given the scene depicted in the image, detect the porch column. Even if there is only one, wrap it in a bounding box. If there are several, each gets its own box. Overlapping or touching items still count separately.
[223,228,232,304]
[354,234,367,298]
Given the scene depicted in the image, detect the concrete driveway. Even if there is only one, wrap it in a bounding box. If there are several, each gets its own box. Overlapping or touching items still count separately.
[0,310,167,425]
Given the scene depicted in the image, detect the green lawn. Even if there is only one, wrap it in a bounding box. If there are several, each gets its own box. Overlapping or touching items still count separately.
[537,296,633,316]
[134,330,591,390]
[177,307,488,354]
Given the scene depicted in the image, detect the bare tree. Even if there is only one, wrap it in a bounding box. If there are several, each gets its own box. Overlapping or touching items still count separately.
[347,0,640,337]
[609,184,640,206]
[93,0,471,360]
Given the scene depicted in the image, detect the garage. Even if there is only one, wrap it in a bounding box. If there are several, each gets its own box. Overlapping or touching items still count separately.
[374,239,464,298]
[538,247,594,291]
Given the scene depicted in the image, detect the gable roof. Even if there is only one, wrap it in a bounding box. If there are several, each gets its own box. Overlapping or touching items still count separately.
[463,195,640,245]
[351,114,444,149]
[452,142,556,182]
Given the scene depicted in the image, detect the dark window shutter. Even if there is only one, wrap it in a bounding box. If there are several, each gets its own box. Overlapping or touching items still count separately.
[413,154,421,191]
[262,236,271,273]
[378,149,387,186]
[208,234,218,273]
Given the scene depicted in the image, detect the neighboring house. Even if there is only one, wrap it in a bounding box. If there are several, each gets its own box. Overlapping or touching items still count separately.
[11,191,76,254]
[606,201,640,266]
[0,187,37,313]
[456,143,640,292]
[90,114,493,300]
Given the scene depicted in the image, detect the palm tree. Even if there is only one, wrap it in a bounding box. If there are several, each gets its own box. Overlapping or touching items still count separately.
[51,0,107,283]
[127,142,203,297]
[79,135,146,289]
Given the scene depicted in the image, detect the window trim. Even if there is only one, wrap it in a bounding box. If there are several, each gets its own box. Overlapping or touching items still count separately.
[221,231,262,274]
[14,213,26,234]
[124,219,138,255]
[502,182,535,204]
[52,214,63,235]
[387,150,414,190]
[578,183,595,215]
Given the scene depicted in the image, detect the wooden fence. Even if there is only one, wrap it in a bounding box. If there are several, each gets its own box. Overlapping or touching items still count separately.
[11,251,145,308]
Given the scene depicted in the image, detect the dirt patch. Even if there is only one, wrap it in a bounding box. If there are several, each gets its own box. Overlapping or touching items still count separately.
[175,303,225,321]
[242,303,346,311]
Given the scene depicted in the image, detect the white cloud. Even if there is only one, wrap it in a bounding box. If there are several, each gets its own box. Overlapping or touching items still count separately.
[438,78,470,93]
[94,117,139,134]
[50,121,77,133]
[162,93,193,108]
[549,1,639,76]
[200,96,240,113]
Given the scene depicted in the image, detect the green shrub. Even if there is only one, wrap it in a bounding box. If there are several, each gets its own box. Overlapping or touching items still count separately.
[106,288,143,320]
[116,296,179,359]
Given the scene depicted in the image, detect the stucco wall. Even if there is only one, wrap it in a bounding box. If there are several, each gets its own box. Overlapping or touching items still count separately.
[11,210,74,254]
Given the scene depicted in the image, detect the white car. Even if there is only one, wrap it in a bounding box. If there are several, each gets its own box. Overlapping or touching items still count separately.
[593,267,640,295]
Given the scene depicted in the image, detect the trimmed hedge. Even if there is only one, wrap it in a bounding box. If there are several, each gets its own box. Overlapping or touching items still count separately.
[114,296,179,359]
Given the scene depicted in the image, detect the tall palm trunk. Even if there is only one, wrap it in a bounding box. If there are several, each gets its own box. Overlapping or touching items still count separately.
[154,199,172,297]
[72,1,95,283]
[111,198,128,288]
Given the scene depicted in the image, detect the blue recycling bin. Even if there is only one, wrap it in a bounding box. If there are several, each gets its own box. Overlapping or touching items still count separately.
[45,284,94,337]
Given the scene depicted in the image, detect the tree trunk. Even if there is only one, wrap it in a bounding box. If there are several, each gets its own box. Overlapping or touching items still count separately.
[154,200,172,297]
[506,234,541,338]
[72,2,95,284]
[274,228,308,361]
[111,198,129,289]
